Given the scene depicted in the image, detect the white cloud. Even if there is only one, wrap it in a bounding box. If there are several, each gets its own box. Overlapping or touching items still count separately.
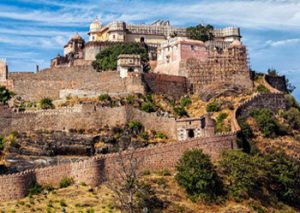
[266,39,300,47]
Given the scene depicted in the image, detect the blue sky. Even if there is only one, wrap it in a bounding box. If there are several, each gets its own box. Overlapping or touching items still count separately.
[0,0,300,100]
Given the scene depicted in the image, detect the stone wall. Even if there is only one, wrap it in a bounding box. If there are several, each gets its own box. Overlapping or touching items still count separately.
[0,105,177,139]
[143,73,188,98]
[0,133,236,202]
[264,75,288,93]
[4,66,145,101]
[231,93,287,132]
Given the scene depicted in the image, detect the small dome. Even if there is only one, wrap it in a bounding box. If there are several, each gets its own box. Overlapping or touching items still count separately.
[230,40,242,47]
[90,17,102,32]
[71,33,83,40]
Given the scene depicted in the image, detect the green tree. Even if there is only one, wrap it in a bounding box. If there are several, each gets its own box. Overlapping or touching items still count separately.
[0,86,14,104]
[92,42,149,72]
[175,149,223,203]
[264,151,300,205]
[186,24,214,42]
[219,150,264,202]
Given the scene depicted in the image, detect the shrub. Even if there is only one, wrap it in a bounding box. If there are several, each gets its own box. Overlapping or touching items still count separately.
[216,113,228,133]
[139,132,149,140]
[127,121,144,134]
[39,97,54,110]
[0,86,14,104]
[206,102,221,112]
[126,95,134,105]
[140,102,155,113]
[264,151,300,205]
[135,182,164,211]
[59,199,67,207]
[173,106,187,117]
[10,140,20,148]
[59,177,73,188]
[250,108,277,137]
[27,183,43,196]
[0,135,5,151]
[257,84,270,93]
[180,97,192,107]
[155,132,167,139]
[283,107,300,130]
[175,149,223,203]
[98,94,111,101]
[219,150,264,202]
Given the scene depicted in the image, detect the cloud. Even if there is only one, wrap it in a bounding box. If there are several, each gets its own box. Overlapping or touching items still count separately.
[266,39,300,47]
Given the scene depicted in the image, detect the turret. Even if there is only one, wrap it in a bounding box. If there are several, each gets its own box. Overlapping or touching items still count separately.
[88,17,102,42]
[0,58,8,81]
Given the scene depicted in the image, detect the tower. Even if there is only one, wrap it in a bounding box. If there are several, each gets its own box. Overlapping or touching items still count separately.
[88,17,102,42]
[0,58,8,82]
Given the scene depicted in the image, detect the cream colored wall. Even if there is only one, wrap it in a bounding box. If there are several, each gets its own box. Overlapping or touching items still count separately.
[125,34,166,45]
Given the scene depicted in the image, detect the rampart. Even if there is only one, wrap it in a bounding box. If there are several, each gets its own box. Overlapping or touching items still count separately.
[0,133,236,202]
[231,93,287,132]
[264,75,288,93]
[143,73,188,98]
[0,105,177,139]
[4,66,145,101]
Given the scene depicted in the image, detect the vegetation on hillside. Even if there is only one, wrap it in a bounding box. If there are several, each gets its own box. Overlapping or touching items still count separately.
[92,42,149,72]
[186,24,214,42]
[0,86,14,104]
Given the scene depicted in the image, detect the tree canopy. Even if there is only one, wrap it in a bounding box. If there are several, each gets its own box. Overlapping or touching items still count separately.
[0,86,14,104]
[186,24,214,42]
[92,42,149,72]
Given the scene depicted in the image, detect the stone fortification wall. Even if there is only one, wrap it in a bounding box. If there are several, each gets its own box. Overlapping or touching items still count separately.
[0,105,176,139]
[0,133,236,202]
[231,93,287,132]
[143,73,188,98]
[182,45,253,93]
[264,75,288,93]
[6,66,144,101]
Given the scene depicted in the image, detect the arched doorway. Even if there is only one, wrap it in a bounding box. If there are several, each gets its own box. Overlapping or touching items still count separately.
[187,129,195,138]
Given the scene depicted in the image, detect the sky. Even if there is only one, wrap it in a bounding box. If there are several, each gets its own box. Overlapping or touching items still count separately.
[0,0,300,100]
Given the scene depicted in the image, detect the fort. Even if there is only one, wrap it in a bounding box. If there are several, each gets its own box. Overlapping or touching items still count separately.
[0,18,291,202]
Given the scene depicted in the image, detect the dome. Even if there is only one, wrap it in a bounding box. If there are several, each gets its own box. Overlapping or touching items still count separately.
[71,33,83,41]
[90,17,102,32]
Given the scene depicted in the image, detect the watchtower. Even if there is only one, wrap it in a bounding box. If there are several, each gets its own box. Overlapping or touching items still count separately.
[0,58,8,81]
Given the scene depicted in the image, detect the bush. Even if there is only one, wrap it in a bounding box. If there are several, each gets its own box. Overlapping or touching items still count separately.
[59,177,73,188]
[140,102,155,113]
[216,113,228,133]
[126,95,134,105]
[0,86,14,104]
[98,94,111,101]
[27,183,43,196]
[264,151,300,205]
[174,106,187,117]
[127,121,144,134]
[0,135,4,151]
[257,84,270,93]
[175,149,223,203]
[206,102,221,112]
[219,150,264,202]
[39,97,54,110]
[283,107,300,130]
[136,182,164,211]
[155,132,167,139]
[250,108,277,137]
[139,132,149,140]
[180,97,192,107]
[186,24,214,42]
[59,199,67,207]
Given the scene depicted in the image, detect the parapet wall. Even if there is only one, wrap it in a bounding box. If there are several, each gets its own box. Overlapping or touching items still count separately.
[0,133,236,202]
[264,75,288,93]
[231,93,287,132]
[0,105,177,139]
[4,66,145,101]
